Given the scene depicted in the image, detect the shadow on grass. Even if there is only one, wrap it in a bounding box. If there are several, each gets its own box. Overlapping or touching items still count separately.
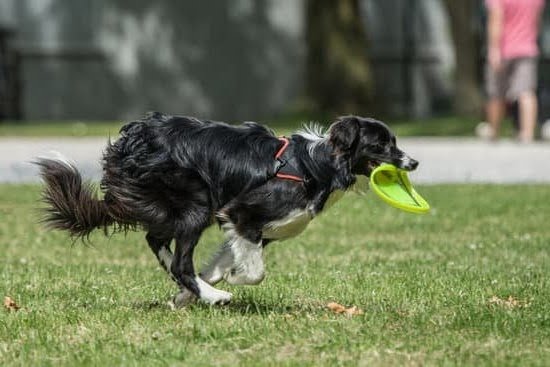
[129,295,316,315]
[221,299,300,315]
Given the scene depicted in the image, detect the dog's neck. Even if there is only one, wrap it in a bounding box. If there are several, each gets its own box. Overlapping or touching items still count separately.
[295,135,356,193]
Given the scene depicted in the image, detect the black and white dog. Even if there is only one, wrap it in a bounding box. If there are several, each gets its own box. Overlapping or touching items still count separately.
[36,113,418,306]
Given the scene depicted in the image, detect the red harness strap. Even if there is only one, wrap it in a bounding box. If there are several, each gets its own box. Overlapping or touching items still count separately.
[274,137,304,182]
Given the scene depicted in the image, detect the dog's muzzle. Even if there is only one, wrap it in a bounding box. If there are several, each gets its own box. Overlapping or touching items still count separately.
[396,156,419,171]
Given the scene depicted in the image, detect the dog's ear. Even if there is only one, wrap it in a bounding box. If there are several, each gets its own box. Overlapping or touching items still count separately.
[328,116,359,190]
[329,116,360,153]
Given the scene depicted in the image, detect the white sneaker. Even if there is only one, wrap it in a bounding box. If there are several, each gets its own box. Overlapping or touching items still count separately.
[476,122,495,140]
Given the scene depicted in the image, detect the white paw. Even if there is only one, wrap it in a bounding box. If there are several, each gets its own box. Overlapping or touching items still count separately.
[195,276,232,305]
[200,288,232,305]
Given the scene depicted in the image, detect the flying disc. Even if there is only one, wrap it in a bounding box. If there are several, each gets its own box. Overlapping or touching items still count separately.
[370,164,430,214]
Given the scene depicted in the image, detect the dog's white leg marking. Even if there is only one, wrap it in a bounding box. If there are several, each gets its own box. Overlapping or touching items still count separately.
[223,235,265,285]
[195,276,232,305]
[158,247,173,270]
[200,241,234,285]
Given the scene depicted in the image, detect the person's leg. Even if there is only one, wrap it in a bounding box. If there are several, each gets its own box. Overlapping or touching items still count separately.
[508,57,538,143]
[484,61,507,140]
[486,97,506,139]
[518,90,537,142]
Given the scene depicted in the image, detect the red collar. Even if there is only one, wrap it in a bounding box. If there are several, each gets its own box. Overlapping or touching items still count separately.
[274,137,304,182]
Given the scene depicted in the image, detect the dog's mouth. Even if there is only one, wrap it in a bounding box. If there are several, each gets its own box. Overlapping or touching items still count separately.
[355,156,398,177]
[365,159,381,176]
[359,153,418,177]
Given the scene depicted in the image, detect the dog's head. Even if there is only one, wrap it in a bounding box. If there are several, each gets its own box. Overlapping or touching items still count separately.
[328,116,418,180]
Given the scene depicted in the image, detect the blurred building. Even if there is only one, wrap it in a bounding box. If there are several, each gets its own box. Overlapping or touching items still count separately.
[364,0,455,117]
[0,0,305,121]
[0,0,545,122]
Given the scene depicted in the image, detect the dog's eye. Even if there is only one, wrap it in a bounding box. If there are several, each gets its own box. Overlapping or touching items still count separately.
[367,143,384,153]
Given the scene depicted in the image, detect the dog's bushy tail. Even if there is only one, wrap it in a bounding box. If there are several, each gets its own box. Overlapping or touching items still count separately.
[34,157,113,239]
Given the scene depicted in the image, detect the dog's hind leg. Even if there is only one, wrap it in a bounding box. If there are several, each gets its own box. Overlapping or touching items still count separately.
[171,223,232,305]
[147,231,199,307]
[146,232,174,274]
[175,235,264,307]
[172,240,232,308]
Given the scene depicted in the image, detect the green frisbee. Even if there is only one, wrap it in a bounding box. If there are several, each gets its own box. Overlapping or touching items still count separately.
[370,164,430,214]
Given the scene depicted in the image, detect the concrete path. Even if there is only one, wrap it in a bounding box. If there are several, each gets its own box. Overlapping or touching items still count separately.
[1,137,549,184]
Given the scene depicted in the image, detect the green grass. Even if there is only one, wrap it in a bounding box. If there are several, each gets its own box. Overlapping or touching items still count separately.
[2,184,550,366]
[0,116,517,138]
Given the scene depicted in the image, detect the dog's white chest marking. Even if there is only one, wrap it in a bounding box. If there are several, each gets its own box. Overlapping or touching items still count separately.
[262,190,346,240]
[263,209,313,240]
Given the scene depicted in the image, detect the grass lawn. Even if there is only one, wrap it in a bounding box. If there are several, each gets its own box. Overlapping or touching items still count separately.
[1,184,549,366]
[0,115,517,138]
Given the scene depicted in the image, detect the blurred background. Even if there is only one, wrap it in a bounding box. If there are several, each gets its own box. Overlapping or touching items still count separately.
[0,0,549,131]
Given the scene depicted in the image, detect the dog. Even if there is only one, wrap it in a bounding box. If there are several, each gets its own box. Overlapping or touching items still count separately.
[35,113,418,306]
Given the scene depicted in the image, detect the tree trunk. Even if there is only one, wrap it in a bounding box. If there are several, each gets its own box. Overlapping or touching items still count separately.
[443,0,483,117]
[305,0,372,115]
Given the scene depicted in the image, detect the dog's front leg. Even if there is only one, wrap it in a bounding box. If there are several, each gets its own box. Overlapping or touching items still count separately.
[201,234,265,286]
[224,234,265,285]
[199,239,234,285]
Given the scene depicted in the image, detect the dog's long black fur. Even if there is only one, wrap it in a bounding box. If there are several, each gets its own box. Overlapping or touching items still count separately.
[35,113,418,305]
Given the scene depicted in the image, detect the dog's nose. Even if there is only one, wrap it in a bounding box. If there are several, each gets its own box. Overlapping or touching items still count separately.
[399,157,419,171]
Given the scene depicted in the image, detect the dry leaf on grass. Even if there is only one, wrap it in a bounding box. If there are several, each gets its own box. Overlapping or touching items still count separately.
[344,306,364,316]
[4,296,20,311]
[327,302,364,316]
[327,302,346,313]
[488,295,528,309]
